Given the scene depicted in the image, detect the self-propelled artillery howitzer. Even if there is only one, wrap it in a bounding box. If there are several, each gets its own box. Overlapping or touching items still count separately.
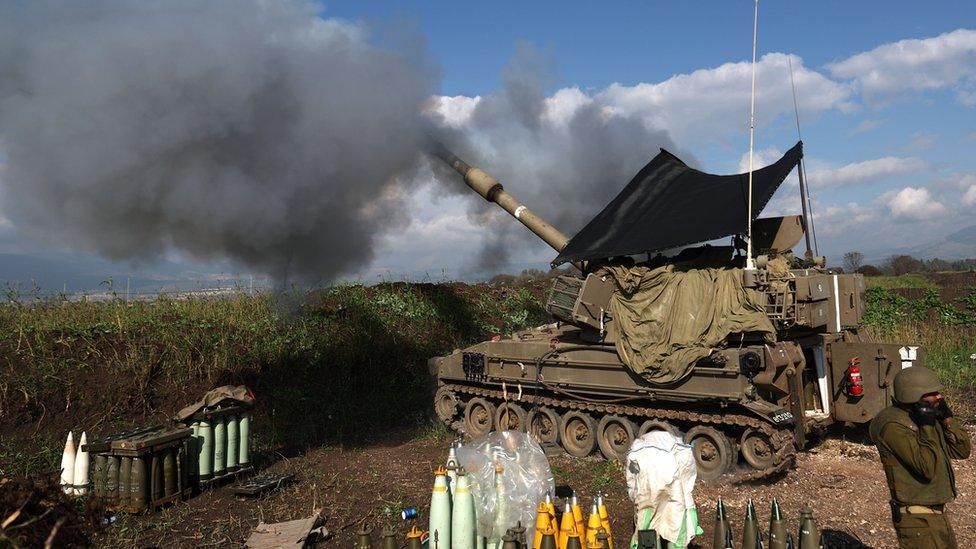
[429,142,921,480]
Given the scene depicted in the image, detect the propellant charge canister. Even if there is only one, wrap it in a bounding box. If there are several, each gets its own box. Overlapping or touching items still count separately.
[198,419,214,481]
[239,413,251,467]
[213,417,226,475]
[227,415,239,472]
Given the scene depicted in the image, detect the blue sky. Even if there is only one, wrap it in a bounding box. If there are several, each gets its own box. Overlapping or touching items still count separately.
[352,1,976,279]
[0,1,974,289]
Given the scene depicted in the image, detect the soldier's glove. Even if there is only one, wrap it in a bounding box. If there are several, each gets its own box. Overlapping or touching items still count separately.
[910,403,939,427]
[937,399,953,420]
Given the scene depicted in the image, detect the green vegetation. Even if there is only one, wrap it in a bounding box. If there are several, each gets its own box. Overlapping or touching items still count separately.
[0,282,549,475]
[862,283,976,414]
[864,274,938,291]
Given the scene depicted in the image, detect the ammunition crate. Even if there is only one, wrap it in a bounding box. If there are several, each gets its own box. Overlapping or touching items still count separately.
[181,404,255,489]
[84,425,193,513]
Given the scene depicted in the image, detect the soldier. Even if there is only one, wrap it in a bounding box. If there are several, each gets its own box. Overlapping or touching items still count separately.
[869,366,971,548]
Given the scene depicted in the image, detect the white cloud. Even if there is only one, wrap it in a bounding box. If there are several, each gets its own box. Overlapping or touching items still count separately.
[806,157,926,188]
[905,131,937,151]
[827,28,976,105]
[850,119,882,135]
[815,202,879,238]
[887,187,947,220]
[596,53,853,143]
[424,95,481,128]
[737,147,784,173]
[963,184,976,207]
[543,87,593,125]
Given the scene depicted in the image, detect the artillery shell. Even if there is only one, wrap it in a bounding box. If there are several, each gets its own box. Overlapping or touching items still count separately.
[152,453,164,502]
[118,457,132,506]
[130,457,148,511]
[93,454,107,498]
[164,448,177,497]
[106,456,119,504]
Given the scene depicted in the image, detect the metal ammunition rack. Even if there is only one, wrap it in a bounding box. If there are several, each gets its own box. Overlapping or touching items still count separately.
[83,425,193,513]
[182,403,255,488]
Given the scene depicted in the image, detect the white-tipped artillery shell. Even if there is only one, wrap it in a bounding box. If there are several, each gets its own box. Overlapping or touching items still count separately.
[60,431,76,495]
[73,431,90,495]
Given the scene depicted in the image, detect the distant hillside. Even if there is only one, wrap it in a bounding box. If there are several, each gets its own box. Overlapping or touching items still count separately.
[855,224,976,264]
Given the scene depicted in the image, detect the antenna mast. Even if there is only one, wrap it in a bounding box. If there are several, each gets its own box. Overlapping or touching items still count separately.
[788,56,819,258]
[745,0,760,270]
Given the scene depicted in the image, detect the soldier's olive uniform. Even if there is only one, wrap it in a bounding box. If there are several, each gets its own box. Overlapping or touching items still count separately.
[870,367,971,549]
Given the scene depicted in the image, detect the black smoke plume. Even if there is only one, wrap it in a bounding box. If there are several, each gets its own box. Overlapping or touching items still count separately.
[0,0,437,281]
[428,45,689,273]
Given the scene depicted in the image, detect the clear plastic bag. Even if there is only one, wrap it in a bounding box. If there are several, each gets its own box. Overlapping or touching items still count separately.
[456,430,554,542]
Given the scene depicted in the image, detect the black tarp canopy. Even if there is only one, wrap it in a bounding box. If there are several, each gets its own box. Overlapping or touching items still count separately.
[552,141,803,267]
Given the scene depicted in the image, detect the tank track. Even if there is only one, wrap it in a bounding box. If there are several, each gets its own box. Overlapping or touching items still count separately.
[440,383,796,483]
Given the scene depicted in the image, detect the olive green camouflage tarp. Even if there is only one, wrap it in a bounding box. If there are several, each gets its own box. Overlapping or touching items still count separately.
[604,265,775,384]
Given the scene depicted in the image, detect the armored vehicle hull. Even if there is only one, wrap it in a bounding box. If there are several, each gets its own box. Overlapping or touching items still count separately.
[428,145,921,479]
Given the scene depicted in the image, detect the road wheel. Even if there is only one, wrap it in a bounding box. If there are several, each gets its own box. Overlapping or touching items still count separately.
[597,415,638,462]
[740,428,777,470]
[434,387,459,423]
[495,403,527,431]
[463,398,495,438]
[561,411,597,458]
[684,426,735,480]
[527,407,561,445]
[637,419,682,438]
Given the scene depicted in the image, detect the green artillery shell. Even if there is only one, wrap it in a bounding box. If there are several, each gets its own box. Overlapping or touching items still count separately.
[238,413,250,466]
[118,457,132,507]
[355,524,372,549]
[213,417,226,475]
[713,498,729,549]
[226,415,239,472]
[566,535,582,549]
[540,532,557,549]
[106,456,120,504]
[798,505,819,549]
[164,448,177,497]
[769,498,787,549]
[152,453,164,502]
[93,454,107,498]
[742,498,758,549]
[381,526,397,549]
[130,457,148,512]
[198,420,213,481]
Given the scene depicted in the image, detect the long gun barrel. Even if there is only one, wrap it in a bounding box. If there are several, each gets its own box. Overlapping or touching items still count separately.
[432,144,570,253]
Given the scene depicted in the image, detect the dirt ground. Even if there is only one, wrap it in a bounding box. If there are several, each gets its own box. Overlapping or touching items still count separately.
[92,427,976,549]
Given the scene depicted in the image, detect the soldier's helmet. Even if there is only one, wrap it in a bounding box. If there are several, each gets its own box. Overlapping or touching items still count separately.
[893,366,943,404]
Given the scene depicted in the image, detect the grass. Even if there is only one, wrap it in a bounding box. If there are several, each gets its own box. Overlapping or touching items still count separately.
[865,274,938,290]
[861,282,976,417]
[0,281,549,476]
